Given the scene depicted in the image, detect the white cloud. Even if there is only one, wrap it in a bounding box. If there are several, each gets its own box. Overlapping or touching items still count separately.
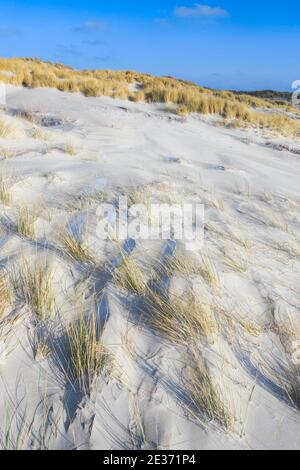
[174,4,230,18]
[82,39,107,46]
[0,27,21,37]
[56,44,81,56]
[72,21,109,33]
[154,18,169,27]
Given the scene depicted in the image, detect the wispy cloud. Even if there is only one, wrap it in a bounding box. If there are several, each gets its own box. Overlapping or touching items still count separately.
[82,39,107,46]
[154,18,169,27]
[174,4,230,18]
[56,44,81,56]
[93,55,111,63]
[71,21,109,33]
[0,27,22,37]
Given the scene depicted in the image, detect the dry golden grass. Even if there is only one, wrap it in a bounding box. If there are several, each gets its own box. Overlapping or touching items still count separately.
[275,308,300,349]
[205,221,224,239]
[250,203,292,233]
[0,147,16,159]
[269,238,300,258]
[215,303,264,339]
[113,252,147,296]
[62,144,79,156]
[0,175,11,205]
[165,250,220,289]
[30,126,50,141]
[0,271,12,319]
[219,243,249,274]
[60,224,96,267]
[16,207,37,239]
[63,312,113,395]
[129,397,149,449]
[33,331,51,360]
[129,90,145,102]
[11,258,54,321]
[128,185,157,225]
[226,225,251,250]
[205,219,251,250]
[184,350,232,430]
[128,185,153,207]
[145,287,218,345]
[0,397,62,450]
[0,409,34,450]
[1,57,299,136]
[205,190,225,212]
[198,253,220,289]
[165,252,203,277]
[0,118,16,138]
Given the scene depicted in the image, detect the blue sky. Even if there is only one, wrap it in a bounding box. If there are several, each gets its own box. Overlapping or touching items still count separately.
[1,1,299,90]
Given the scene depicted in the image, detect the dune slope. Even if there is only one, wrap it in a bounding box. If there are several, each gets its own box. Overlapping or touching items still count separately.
[0,85,299,450]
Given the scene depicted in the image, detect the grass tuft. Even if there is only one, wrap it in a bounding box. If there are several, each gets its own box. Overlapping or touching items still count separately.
[60,223,96,267]
[199,253,220,289]
[16,207,37,239]
[0,118,16,138]
[184,350,232,430]
[11,258,55,321]
[0,175,12,205]
[64,313,113,395]
[0,271,12,319]
[113,252,147,296]
[145,287,218,345]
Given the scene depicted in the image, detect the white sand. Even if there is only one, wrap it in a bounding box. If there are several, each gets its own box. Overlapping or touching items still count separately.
[0,85,300,450]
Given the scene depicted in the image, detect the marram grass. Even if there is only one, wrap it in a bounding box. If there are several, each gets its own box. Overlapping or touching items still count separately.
[0,57,299,137]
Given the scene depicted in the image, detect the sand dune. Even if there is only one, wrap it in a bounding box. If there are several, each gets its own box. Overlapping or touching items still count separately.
[0,84,299,450]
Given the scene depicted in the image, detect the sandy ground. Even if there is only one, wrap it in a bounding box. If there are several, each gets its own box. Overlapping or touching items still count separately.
[0,85,300,450]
